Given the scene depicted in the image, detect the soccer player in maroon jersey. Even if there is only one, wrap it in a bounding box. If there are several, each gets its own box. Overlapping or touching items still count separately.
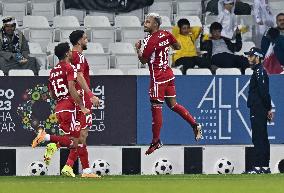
[32,42,88,150]
[135,13,202,155]
[62,30,100,177]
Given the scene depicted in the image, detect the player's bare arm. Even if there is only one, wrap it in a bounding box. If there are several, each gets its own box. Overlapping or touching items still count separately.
[171,42,181,50]
[68,80,90,115]
[77,72,100,107]
[135,40,148,64]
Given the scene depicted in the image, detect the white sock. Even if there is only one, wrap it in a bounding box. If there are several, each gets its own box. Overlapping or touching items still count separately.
[82,168,92,174]
[44,134,50,141]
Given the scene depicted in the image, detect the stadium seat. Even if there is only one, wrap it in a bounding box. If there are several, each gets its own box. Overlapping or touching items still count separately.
[176,0,202,17]
[116,8,145,24]
[30,0,57,25]
[28,42,48,69]
[109,42,139,69]
[127,68,150,75]
[115,15,144,44]
[83,43,110,70]
[245,68,253,75]
[8,69,34,76]
[174,15,202,27]
[84,16,115,52]
[0,70,4,76]
[186,68,212,75]
[205,15,218,25]
[148,0,173,21]
[23,16,53,52]
[38,69,51,76]
[160,16,173,31]
[172,68,183,75]
[46,42,60,68]
[216,68,242,75]
[93,69,124,75]
[235,41,255,56]
[88,11,115,25]
[1,0,28,26]
[53,16,83,42]
[62,9,86,25]
[270,1,284,15]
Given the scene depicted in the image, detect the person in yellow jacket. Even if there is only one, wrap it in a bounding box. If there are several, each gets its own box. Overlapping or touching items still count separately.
[172,18,209,74]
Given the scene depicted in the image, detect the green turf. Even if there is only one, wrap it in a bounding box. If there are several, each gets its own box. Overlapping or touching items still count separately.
[1,174,284,193]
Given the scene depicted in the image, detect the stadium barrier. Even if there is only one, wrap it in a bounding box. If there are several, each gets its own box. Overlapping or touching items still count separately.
[0,75,284,146]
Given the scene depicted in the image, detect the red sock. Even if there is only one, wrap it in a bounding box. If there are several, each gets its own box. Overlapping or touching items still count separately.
[77,145,90,169]
[66,148,78,167]
[50,135,72,147]
[171,103,196,127]
[151,104,163,143]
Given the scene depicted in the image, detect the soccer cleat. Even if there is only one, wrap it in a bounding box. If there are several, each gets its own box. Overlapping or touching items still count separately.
[145,139,163,155]
[31,129,46,148]
[44,143,58,165]
[81,173,101,178]
[61,165,75,177]
[193,123,202,141]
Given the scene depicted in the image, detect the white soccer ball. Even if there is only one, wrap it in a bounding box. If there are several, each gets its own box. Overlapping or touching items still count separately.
[215,158,234,174]
[92,159,110,176]
[154,158,173,175]
[29,161,48,176]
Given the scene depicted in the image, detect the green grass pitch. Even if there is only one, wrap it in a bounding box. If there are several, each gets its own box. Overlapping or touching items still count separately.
[1,174,284,193]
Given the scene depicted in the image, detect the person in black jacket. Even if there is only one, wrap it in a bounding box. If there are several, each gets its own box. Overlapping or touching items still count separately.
[200,22,249,74]
[244,47,273,174]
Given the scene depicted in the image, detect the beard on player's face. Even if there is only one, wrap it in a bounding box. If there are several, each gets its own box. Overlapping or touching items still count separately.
[82,44,87,50]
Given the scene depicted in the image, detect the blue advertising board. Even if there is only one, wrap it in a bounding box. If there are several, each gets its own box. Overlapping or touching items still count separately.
[137,75,284,145]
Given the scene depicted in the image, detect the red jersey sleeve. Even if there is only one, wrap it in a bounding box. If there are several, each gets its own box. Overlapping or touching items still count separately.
[142,38,155,61]
[167,31,178,45]
[65,64,77,82]
[72,52,83,72]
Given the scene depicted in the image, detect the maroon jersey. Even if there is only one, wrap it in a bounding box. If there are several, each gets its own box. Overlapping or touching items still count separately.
[142,30,177,83]
[48,61,77,112]
[72,51,91,89]
[72,50,93,109]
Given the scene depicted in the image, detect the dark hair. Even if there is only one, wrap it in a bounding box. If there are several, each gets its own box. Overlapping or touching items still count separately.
[69,30,85,46]
[54,42,70,60]
[210,22,223,33]
[177,18,190,29]
[276,13,284,20]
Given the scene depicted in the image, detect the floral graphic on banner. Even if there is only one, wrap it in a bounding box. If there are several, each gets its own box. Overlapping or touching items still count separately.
[16,84,62,136]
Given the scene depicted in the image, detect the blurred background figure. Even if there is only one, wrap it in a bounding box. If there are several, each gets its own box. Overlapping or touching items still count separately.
[172,18,209,74]
[0,16,40,75]
[253,0,274,47]
[218,0,237,39]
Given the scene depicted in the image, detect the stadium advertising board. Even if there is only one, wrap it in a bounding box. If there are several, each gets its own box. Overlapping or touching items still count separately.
[137,75,284,145]
[0,76,136,146]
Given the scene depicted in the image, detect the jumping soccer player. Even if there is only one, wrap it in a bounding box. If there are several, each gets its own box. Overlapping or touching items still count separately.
[135,13,202,155]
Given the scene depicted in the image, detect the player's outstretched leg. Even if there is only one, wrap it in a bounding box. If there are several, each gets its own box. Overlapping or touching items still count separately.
[145,103,163,155]
[166,97,202,141]
[32,129,74,148]
[32,129,46,148]
[44,143,59,165]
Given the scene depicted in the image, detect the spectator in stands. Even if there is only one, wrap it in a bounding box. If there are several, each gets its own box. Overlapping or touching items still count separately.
[261,13,284,66]
[218,0,237,39]
[172,18,209,75]
[206,0,251,15]
[0,16,40,75]
[253,0,274,48]
[200,22,249,74]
